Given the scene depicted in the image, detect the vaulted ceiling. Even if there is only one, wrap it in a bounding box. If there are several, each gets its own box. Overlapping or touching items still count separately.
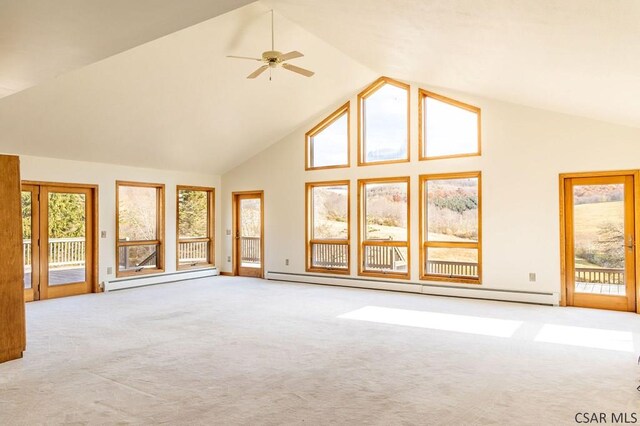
[0,2,376,174]
[0,0,254,98]
[266,0,640,128]
[0,0,639,175]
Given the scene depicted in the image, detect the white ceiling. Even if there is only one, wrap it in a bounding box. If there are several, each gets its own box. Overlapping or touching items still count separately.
[266,0,640,128]
[0,0,254,98]
[0,2,376,174]
[1,0,639,176]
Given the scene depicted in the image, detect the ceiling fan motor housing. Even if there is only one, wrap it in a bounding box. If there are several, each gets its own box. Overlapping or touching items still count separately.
[263,50,282,63]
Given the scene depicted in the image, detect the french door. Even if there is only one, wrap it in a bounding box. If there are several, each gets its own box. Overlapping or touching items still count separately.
[233,191,264,278]
[561,173,637,312]
[21,183,97,301]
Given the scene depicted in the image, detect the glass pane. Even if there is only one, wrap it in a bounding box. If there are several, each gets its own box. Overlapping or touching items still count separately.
[240,198,261,268]
[426,177,479,243]
[573,184,625,296]
[312,185,348,240]
[310,112,348,168]
[118,185,157,241]
[118,244,158,272]
[424,96,478,158]
[178,241,209,266]
[363,245,408,273]
[364,182,408,241]
[363,84,408,163]
[311,243,348,269]
[178,190,209,239]
[48,192,86,286]
[426,247,479,278]
[22,191,32,289]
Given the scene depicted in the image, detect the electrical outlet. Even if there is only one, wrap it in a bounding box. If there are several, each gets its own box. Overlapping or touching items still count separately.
[285,259,289,266]
[529,273,536,282]
[227,256,231,262]
[107,266,113,275]
[101,231,107,238]
[226,229,231,236]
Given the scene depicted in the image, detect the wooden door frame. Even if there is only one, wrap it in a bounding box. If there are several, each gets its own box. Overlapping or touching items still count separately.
[21,184,40,302]
[559,170,640,313]
[22,181,100,298]
[231,190,264,278]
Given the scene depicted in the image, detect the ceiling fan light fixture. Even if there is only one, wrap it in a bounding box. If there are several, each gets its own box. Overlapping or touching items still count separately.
[226,10,315,80]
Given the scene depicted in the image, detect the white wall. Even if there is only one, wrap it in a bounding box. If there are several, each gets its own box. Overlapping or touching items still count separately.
[18,155,221,285]
[221,78,640,301]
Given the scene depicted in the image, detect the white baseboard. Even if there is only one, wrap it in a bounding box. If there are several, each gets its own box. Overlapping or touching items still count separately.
[266,271,559,306]
[104,267,218,292]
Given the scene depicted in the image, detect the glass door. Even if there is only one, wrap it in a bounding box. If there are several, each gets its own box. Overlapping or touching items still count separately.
[21,183,96,301]
[564,175,636,311]
[234,192,263,278]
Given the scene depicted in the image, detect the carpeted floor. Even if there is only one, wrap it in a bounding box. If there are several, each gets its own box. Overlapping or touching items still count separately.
[1,276,639,425]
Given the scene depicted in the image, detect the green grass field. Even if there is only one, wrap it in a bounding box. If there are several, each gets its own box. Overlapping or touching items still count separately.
[573,200,624,268]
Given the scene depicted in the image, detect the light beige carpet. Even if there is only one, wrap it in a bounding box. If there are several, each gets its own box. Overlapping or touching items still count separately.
[1,276,639,425]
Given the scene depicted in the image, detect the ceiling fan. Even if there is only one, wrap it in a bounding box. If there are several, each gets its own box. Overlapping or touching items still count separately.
[227,10,315,80]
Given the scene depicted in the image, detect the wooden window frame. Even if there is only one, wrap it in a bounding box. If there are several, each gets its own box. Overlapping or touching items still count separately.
[357,176,411,280]
[176,185,215,271]
[305,180,351,274]
[358,77,411,167]
[116,181,165,278]
[418,89,481,161]
[305,102,351,171]
[419,171,482,285]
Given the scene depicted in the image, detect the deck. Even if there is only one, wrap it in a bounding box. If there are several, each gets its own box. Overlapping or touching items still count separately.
[575,282,625,296]
[24,267,86,288]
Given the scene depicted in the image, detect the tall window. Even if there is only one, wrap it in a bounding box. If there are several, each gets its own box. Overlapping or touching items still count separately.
[420,172,481,284]
[116,181,165,276]
[358,177,410,279]
[306,102,350,170]
[306,181,350,273]
[419,90,481,160]
[358,77,410,165]
[177,186,215,270]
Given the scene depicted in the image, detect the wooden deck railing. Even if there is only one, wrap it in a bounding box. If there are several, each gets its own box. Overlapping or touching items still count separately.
[23,238,85,268]
[364,246,407,271]
[22,238,626,284]
[241,236,261,264]
[312,243,348,269]
[179,241,208,262]
[574,267,625,284]
[426,260,478,277]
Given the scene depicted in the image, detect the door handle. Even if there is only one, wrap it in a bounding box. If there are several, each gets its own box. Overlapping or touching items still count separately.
[626,235,635,250]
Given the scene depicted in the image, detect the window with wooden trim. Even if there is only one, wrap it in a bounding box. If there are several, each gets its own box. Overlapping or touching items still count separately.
[116,181,165,276]
[306,102,350,170]
[358,177,410,279]
[306,181,350,273]
[419,90,481,160]
[177,186,215,270]
[358,77,410,165]
[420,172,481,284]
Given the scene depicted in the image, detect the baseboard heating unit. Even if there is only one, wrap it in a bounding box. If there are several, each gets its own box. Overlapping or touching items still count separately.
[104,267,219,292]
[266,271,559,306]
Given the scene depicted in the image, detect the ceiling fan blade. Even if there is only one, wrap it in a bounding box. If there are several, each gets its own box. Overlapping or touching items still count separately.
[247,65,269,79]
[278,51,304,62]
[227,55,262,61]
[282,63,314,77]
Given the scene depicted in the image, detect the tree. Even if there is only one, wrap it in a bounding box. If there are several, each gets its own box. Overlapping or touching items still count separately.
[47,194,86,238]
[178,190,208,238]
